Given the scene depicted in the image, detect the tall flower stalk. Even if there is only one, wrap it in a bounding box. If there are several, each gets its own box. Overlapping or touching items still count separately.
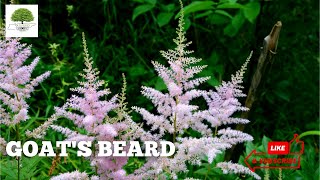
[45,33,152,180]
[130,1,260,179]
[0,37,51,179]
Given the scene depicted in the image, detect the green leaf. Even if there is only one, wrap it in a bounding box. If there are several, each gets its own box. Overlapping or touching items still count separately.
[155,77,166,91]
[194,10,213,19]
[275,90,290,102]
[128,64,147,77]
[262,135,272,152]
[245,141,256,155]
[207,13,230,25]
[175,1,216,19]
[214,10,233,19]
[214,152,225,163]
[217,2,244,9]
[0,160,17,179]
[145,0,156,5]
[131,0,145,3]
[184,17,192,31]
[194,168,209,175]
[157,12,174,27]
[0,156,41,180]
[132,4,155,21]
[209,79,220,87]
[223,11,245,37]
[243,2,260,23]
[160,3,175,12]
[299,130,320,139]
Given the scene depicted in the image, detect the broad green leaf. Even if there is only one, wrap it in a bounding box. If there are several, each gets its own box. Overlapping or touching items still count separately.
[208,51,219,65]
[207,13,230,25]
[214,9,233,19]
[194,10,213,19]
[262,135,272,152]
[214,152,225,163]
[223,11,245,37]
[155,77,166,91]
[214,64,224,76]
[274,90,290,102]
[160,3,175,12]
[145,0,156,5]
[243,2,260,23]
[200,70,219,86]
[131,0,145,3]
[157,12,174,27]
[217,2,244,9]
[194,168,209,175]
[128,64,147,77]
[132,4,154,21]
[184,17,191,31]
[245,141,256,155]
[175,1,216,19]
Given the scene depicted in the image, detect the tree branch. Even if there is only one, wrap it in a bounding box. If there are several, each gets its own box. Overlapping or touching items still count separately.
[225,21,282,161]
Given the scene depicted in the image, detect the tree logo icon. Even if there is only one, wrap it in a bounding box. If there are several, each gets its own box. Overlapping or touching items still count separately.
[11,8,34,24]
[11,8,34,31]
[5,5,38,37]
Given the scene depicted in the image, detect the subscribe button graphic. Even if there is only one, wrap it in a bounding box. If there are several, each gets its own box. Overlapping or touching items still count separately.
[267,141,289,155]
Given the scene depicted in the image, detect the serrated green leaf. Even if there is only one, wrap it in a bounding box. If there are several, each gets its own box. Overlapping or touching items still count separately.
[132,4,154,21]
[175,1,216,19]
[157,12,174,27]
[0,159,18,179]
[243,2,260,23]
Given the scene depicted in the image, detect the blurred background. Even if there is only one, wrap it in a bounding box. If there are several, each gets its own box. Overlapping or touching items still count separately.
[1,0,319,179]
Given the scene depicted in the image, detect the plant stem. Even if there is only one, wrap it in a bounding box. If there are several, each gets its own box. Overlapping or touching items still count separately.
[173,97,179,143]
[173,114,176,143]
[16,123,20,180]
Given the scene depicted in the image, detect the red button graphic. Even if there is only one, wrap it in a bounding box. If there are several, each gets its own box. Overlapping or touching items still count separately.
[268,142,289,155]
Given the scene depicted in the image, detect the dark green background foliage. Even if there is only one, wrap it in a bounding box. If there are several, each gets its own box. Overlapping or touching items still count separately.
[0,0,318,179]
[11,8,34,23]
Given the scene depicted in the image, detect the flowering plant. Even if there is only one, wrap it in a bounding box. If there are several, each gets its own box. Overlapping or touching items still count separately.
[129,1,260,179]
[0,36,50,145]
[29,33,154,180]
[0,36,50,179]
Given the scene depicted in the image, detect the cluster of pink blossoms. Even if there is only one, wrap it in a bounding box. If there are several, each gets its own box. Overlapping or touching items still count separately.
[128,2,259,179]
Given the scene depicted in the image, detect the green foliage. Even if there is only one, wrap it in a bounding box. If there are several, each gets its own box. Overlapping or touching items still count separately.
[0,156,41,180]
[11,8,34,23]
[132,0,260,33]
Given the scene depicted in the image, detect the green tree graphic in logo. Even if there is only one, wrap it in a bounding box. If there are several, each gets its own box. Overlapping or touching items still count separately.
[11,8,34,24]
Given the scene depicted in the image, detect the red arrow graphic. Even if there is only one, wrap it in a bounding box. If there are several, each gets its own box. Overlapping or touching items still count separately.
[244,134,304,172]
